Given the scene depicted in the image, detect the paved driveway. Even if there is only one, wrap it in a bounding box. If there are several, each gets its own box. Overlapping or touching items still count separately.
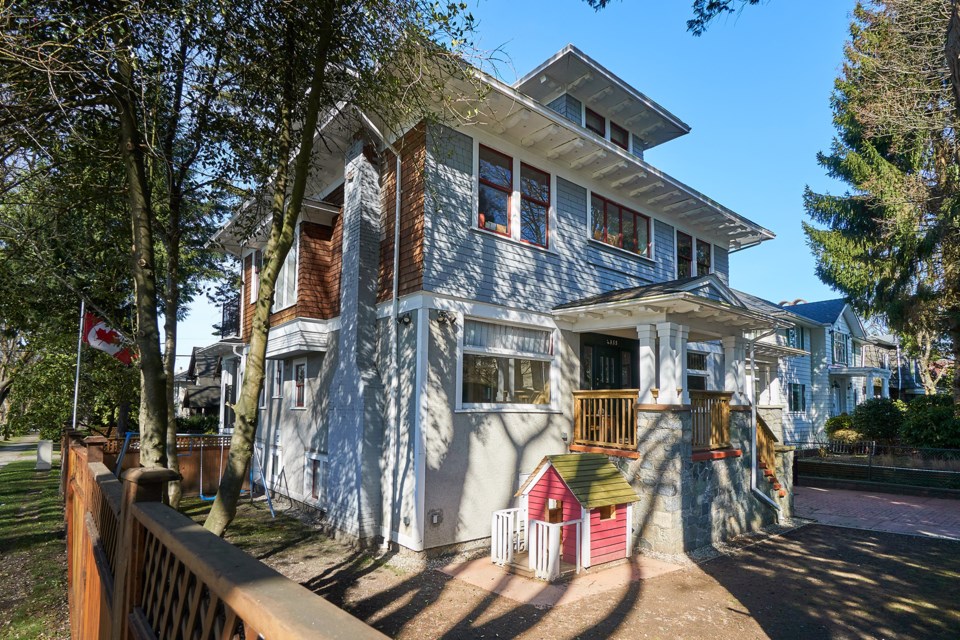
[0,435,38,470]
[795,485,960,540]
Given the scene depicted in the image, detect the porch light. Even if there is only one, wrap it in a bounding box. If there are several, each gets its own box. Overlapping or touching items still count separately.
[397,313,412,326]
[437,310,457,325]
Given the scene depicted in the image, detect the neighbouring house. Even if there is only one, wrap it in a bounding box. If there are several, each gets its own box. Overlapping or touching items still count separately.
[178,346,225,419]
[212,44,801,566]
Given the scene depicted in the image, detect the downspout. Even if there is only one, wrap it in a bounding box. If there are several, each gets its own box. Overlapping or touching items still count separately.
[748,330,781,522]
[356,110,403,551]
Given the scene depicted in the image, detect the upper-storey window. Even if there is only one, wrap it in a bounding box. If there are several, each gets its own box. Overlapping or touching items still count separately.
[520,164,549,247]
[585,108,605,137]
[787,326,805,350]
[272,231,298,311]
[610,122,629,150]
[834,332,850,365]
[677,232,693,278]
[478,145,512,237]
[590,194,650,257]
[696,239,711,276]
[477,145,552,249]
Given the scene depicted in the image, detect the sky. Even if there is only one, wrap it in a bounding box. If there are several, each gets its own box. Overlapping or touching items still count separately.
[175,0,858,370]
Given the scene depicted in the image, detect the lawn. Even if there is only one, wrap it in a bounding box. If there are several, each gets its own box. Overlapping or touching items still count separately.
[0,458,68,639]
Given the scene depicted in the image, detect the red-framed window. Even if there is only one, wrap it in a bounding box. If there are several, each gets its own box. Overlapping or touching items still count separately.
[696,239,712,276]
[519,163,549,248]
[478,145,512,237]
[590,194,650,257]
[610,122,629,150]
[294,362,306,408]
[677,232,693,278]
[585,108,605,137]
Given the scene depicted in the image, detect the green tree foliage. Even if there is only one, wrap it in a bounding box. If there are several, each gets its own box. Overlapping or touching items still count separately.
[851,397,906,442]
[803,1,960,408]
[902,394,960,448]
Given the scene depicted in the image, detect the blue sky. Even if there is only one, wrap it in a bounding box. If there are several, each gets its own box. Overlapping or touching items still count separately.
[175,0,857,368]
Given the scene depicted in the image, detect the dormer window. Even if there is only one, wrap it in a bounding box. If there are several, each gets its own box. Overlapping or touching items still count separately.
[610,122,629,150]
[585,108,605,137]
[696,239,711,276]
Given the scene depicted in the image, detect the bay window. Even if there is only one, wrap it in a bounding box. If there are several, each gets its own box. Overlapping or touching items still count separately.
[590,194,650,257]
[461,319,554,407]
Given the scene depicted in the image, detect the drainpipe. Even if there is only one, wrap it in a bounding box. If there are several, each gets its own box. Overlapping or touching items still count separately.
[748,330,781,522]
[356,110,403,551]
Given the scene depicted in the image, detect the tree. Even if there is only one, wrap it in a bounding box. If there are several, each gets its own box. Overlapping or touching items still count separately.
[201,0,481,536]
[803,1,960,408]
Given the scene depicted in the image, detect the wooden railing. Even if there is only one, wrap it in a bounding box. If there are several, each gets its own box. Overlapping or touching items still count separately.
[63,433,386,640]
[757,413,778,474]
[690,391,732,450]
[572,390,638,451]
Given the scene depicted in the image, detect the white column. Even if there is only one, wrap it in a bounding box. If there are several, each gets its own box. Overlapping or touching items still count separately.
[865,372,874,399]
[881,375,889,398]
[656,322,686,405]
[722,335,746,405]
[636,324,657,404]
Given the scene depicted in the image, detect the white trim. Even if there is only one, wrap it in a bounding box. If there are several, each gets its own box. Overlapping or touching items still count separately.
[303,451,328,508]
[517,460,554,499]
[412,305,430,551]
[271,223,301,313]
[626,503,634,557]
[272,360,284,399]
[581,506,592,568]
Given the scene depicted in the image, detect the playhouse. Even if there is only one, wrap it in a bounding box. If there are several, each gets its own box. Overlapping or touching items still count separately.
[514,453,640,572]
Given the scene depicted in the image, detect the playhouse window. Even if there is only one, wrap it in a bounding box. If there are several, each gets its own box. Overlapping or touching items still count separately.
[461,319,555,408]
[597,504,616,521]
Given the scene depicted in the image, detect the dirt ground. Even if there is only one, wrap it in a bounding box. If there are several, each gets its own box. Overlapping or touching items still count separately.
[184,499,960,640]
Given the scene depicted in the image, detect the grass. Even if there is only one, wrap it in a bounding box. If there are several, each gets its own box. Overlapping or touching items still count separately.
[0,460,68,639]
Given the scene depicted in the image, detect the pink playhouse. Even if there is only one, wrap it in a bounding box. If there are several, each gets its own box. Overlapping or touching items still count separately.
[498,453,640,579]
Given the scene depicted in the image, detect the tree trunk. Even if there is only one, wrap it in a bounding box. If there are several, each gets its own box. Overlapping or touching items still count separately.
[204,7,336,535]
[947,1,960,121]
[950,320,960,410]
[116,55,168,469]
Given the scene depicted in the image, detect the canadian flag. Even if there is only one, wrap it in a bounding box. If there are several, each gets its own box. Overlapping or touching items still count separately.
[82,312,135,366]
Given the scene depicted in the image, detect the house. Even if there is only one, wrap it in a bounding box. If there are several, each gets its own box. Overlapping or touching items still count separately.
[178,346,224,419]
[750,298,897,444]
[213,44,801,561]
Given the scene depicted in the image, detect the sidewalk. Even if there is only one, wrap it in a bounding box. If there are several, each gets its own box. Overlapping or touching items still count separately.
[795,485,960,540]
[0,434,39,470]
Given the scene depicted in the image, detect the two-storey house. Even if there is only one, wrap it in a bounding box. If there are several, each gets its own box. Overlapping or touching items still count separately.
[214,45,801,560]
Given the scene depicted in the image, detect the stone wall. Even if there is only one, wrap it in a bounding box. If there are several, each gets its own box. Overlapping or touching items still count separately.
[621,408,781,555]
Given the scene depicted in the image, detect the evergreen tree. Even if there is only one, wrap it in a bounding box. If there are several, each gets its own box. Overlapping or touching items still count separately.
[804,1,960,406]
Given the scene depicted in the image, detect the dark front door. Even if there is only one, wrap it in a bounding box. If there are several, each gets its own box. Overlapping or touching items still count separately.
[581,333,638,390]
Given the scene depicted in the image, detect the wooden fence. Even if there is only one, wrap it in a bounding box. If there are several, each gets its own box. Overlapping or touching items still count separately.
[63,432,386,640]
[571,389,638,452]
[690,391,732,450]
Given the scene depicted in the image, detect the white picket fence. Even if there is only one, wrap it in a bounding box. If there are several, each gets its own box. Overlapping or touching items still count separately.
[528,519,581,581]
[490,508,526,566]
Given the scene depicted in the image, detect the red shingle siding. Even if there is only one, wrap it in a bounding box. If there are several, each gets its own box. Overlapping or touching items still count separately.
[379,124,426,302]
[297,218,342,319]
[242,254,254,341]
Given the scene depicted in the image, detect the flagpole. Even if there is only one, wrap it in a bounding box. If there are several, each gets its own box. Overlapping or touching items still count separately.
[71,300,85,431]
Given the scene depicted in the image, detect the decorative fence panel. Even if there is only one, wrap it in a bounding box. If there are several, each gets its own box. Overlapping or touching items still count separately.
[690,391,732,450]
[490,508,525,566]
[572,390,638,451]
[63,432,386,640]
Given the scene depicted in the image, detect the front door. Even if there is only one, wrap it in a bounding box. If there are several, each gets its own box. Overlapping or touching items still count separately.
[581,333,637,390]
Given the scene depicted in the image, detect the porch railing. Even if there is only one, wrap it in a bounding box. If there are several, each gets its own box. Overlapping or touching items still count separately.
[757,413,778,473]
[528,519,581,581]
[491,507,526,566]
[572,389,638,451]
[690,391,732,450]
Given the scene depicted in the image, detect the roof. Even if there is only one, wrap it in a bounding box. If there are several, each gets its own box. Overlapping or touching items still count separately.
[553,274,735,311]
[516,453,640,509]
[782,299,848,325]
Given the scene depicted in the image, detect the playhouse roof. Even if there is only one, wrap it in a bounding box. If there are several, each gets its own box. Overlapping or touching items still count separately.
[516,453,640,509]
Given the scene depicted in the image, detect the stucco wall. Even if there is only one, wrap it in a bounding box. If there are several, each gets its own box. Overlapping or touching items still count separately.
[420,310,578,550]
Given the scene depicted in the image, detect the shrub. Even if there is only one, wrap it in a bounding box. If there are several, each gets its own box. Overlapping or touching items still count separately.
[851,397,904,442]
[901,395,960,449]
[825,413,855,438]
[176,414,219,434]
[830,428,863,444]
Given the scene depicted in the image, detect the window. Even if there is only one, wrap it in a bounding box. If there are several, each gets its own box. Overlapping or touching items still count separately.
[590,194,650,257]
[272,361,283,398]
[520,164,549,248]
[597,504,616,521]
[787,326,805,350]
[305,453,327,504]
[461,319,554,407]
[687,351,708,371]
[696,240,711,276]
[585,108,605,136]
[258,375,266,409]
[676,232,693,278]
[687,375,707,391]
[610,122,629,150]
[788,383,806,413]
[478,145,512,237]
[272,231,299,311]
[248,250,262,304]
[834,333,850,365]
[293,360,306,408]
[269,444,282,486]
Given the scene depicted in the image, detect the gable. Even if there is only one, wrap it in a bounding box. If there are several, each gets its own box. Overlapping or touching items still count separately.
[518,453,639,509]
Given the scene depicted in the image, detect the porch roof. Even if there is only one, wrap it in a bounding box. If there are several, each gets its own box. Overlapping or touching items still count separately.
[829,366,892,378]
[552,275,792,340]
[517,453,639,509]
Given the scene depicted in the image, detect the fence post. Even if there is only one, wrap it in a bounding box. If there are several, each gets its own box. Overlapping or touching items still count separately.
[84,436,107,464]
[111,467,180,640]
[868,441,875,482]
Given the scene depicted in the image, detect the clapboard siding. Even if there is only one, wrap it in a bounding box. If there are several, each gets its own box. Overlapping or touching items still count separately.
[780,344,814,443]
[422,124,679,313]
[714,246,729,283]
[526,467,581,564]
[589,506,627,565]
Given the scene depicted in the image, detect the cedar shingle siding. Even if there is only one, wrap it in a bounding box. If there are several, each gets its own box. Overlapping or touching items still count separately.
[378,124,426,302]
